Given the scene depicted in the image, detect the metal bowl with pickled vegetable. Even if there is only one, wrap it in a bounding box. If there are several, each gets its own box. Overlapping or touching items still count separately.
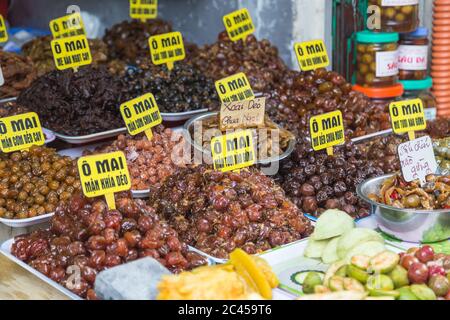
[357,174,450,243]
[184,111,296,165]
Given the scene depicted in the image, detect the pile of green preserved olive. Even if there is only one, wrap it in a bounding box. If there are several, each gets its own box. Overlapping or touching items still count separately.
[434,137,450,172]
[368,0,419,33]
[0,146,81,219]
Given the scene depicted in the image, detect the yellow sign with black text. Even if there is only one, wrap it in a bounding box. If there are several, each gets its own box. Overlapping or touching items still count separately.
[309,110,344,155]
[0,112,45,153]
[77,152,131,209]
[215,73,255,104]
[223,8,255,42]
[49,12,85,39]
[295,40,330,71]
[211,130,255,172]
[149,31,185,70]
[51,34,92,71]
[120,93,162,140]
[0,15,8,43]
[130,0,158,21]
[389,98,426,140]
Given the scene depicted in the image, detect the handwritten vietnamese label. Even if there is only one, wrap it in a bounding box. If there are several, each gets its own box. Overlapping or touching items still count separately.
[49,12,85,39]
[130,0,158,21]
[223,8,255,42]
[0,112,45,153]
[215,73,255,104]
[389,98,426,141]
[397,135,438,185]
[149,31,185,70]
[77,152,131,210]
[309,110,345,155]
[295,40,329,71]
[211,130,255,172]
[219,97,265,130]
[120,93,162,141]
[51,34,92,71]
[0,15,8,43]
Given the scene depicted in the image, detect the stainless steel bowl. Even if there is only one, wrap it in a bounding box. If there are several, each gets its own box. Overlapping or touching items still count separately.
[357,174,450,243]
[183,111,296,165]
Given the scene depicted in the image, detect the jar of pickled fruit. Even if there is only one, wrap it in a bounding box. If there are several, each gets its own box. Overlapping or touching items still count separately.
[400,77,437,121]
[398,27,429,80]
[368,0,419,33]
[356,31,399,88]
[353,83,404,116]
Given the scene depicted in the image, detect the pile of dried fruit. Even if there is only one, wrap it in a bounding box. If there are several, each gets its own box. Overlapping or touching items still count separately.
[188,31,288,92]
[0,146,80,219]
[11,193,207,299]
[149,166,313,259]
[0,51,37,99]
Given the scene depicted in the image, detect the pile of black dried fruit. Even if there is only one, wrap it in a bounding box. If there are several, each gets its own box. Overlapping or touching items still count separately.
[11,193,207,299]
[149,166,313,259]
[122,62,220,113]
[103,19,173,64]
[187,31,288,92]
[17,66,128,136]
[22,36,109,77]
[0,50,37,99]
[275,137,385,219]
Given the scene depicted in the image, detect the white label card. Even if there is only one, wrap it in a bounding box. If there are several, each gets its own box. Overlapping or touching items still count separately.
[398,135,438,185]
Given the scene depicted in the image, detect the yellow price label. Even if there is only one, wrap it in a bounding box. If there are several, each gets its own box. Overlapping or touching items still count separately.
[309,110,345,155]
[120,93,162,140]
[295,40,330,71]
[130,0,158,21]
[223,8,255,42]
[49,12,85,39]
[211,130,256,172]
[0,112,45,153]
[0,15,8,43]
[51,35,92,71]
[215,73,255,104]
[149,31,185,70]
[77,152,131,210]
[389,98,426,141]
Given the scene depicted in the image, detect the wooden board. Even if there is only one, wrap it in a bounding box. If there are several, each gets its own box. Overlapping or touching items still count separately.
[0,253,68,300]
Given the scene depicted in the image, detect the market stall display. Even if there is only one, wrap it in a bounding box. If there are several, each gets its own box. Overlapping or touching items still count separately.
[0,51,37,99]
[10,193,207,299]
[149,166,313,260]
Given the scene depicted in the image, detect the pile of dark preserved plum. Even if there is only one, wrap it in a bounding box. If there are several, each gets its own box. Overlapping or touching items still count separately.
[122,62,220,113]
[188,32,288,92]
[11,193,207,299]
[17,66,129,136]
[149,166,313,259]
[275,138,385,219]
[0,51,37,99]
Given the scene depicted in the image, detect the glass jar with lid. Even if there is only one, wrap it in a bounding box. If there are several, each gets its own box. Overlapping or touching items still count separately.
[353,83,404,131]
[367,0,419,33]
[398,27,429,81]
[356,31,399,88]
[400,77,437,121]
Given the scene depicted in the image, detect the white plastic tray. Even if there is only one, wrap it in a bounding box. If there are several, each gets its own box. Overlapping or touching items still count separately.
[43,128,56,144]
[0,212,53,228]
[161,109,209,122]
[0,238,81,300]
[53,128,128,144]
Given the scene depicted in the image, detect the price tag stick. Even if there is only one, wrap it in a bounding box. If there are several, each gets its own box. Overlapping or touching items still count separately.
[166,61,174,71]
[408,131,416,141]
[105,193,116,210]
[326,147,334,156]
[144,129,153,141]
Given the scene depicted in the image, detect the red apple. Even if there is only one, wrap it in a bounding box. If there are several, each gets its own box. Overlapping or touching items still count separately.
[429,265,446,277]
[401,255,420,270]
[415,246,435,263]
[408,262,429,284]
